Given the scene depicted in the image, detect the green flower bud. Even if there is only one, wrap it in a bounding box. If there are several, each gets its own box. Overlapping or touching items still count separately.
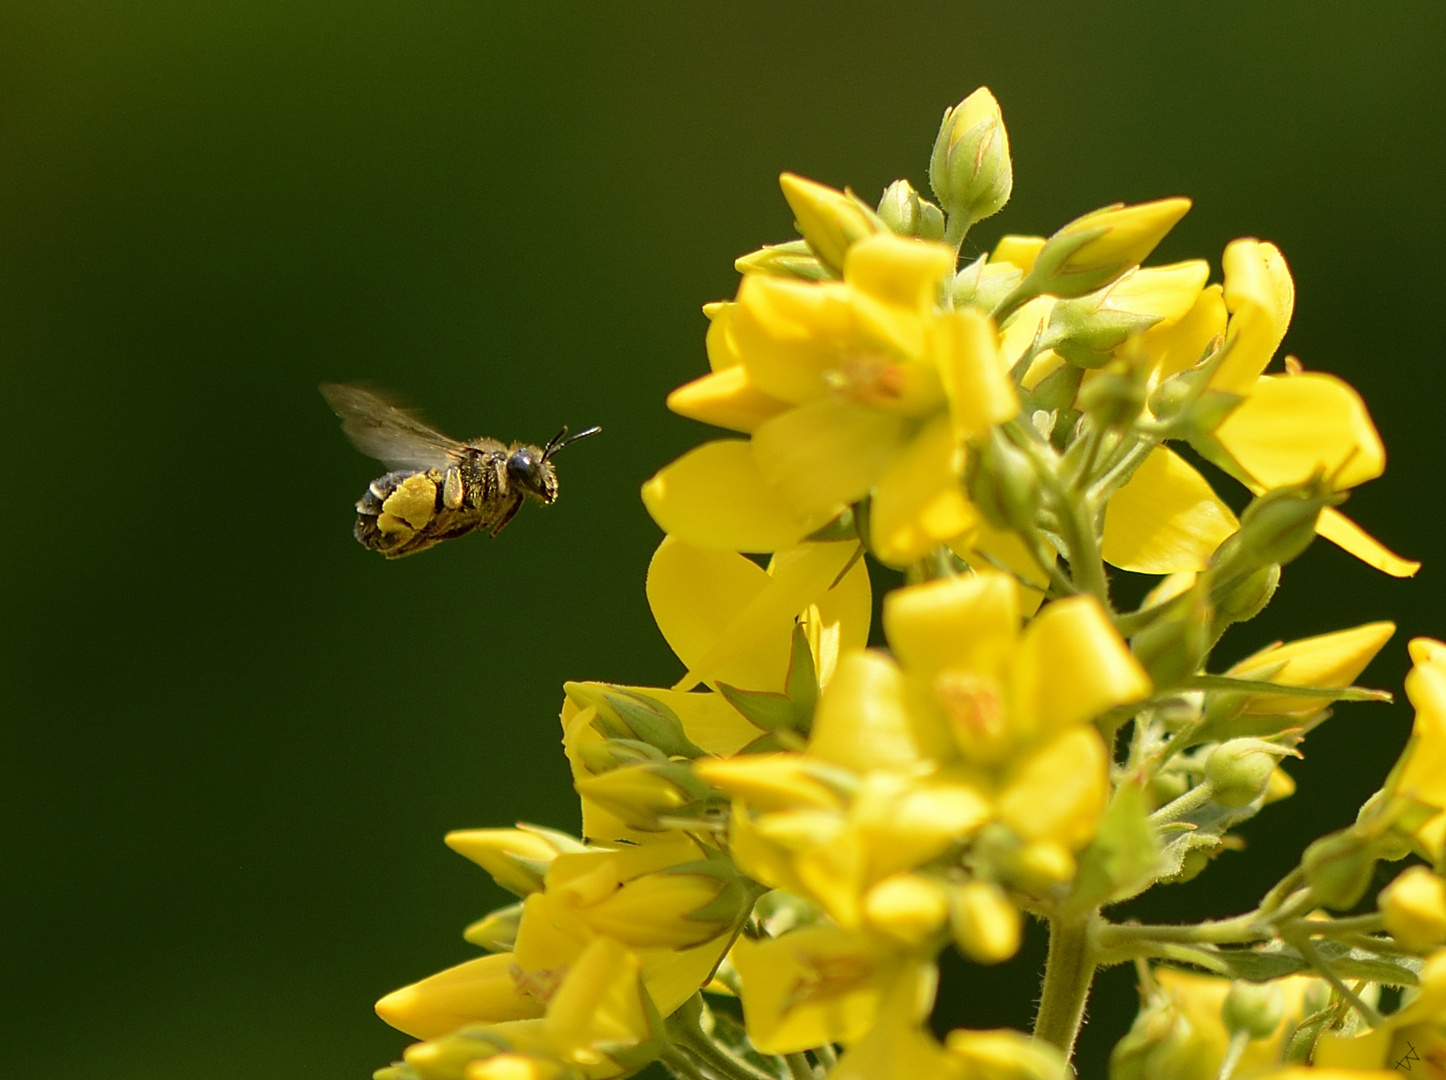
[929,87,1013,232]
[966,429,1042,535]
[1043,296,1161,370]
[877,179,945,240]
[734,238,832,281]
[574,760,713,831]
[1208,481,1343,586]
[778,172,885,274]
[1302,826,1380,910]
[1205,739,1286,808]
[565,683,706,759]
[952,252,1024,312]
[1109,993,1204,1080]
[1210,563,1279,631]
[1221,980,1285,1040]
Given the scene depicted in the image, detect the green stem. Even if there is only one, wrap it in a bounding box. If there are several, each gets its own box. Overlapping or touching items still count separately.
[784,1052,814,1080]
[813,1044,838,1070]
[661,1048,714,1080]
[1034,912,1098,1059]
[1292,935,1385,1027]
[1217,1030,1251,1080]
[1147,780,1217,827]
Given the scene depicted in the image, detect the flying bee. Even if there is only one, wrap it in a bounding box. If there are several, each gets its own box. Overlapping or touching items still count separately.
[320,382,600,559]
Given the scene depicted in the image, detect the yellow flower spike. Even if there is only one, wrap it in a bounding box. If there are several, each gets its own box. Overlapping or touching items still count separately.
[935,306,1020,440]
[1101,446,1240,574]
[750,398,912,515]
[693,753,851,813]
[883,571,1020,683]
[869,413,979,567]
[1214,238,1295,394]
[991,235,1046,274]
[948,880,1023,965]
[730,273,856,405]
[995,726,1110,850]
[666,366,791,433]
[730,925,918,1053]
[541,938,650,1068]
[1380,866,1446,951]
[1215,371,1385,490]
[1395,638,1446,858]
[376,953,545,1040]
[808,649,954,773]
[1226,621,1395,717]
[1008,594,1151,739]
[778,172,885,274]
[863,873,951,948]
[641,439,834,553]
[944,1027,1069,1080]
[445,827,587,897]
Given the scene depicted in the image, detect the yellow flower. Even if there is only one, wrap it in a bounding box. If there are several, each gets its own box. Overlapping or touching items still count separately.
[1224,622,1395,718]
[644,227,1018,561]
[1380,866,1446,952]
[1390,638,1446,860]
[1313,949,1446,1075]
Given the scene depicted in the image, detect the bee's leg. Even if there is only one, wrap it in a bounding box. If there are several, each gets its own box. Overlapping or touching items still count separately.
[487,495,524,537]
[442,466,465,510]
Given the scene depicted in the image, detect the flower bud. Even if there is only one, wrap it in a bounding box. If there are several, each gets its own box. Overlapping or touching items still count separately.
[929,87,1013,231]
[444,826,586,897]
[778,173,885,275]
[564,683,704,759]
[949,880,1023,964]
[863,873,950,948]
[1205,739,1288,808]
[1207,480,1342,586]
[952,253,1024,312]
[1108,992,1207,1080]
[1042,296,1161,370]
[734,239,831,281]
[945,1028,1069,1080]
[1210,563,1279,633]
[402,1027,513,1080]
[463,901,525,951]
[1221,980,1284,1040]
[1379,865,1446,951]
[573,760,712,832]
[1021,198,1192,303]
[1302,827,1380,910]
[877,179,946,240]
[966,429,1041,535]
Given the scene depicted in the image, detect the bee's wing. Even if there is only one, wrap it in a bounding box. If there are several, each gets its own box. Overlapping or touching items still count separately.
[320,383,464,471]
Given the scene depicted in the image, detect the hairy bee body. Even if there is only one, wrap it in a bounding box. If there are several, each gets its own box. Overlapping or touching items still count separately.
[321,383,599,559]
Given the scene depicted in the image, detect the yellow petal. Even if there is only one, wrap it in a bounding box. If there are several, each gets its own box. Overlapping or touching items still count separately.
[1106,260,1210,324]
[667,366,791,433]
[883,571,1021,683]
[869,414,978,567]
[732,273,856,404]
[1227,621,1395,716]
[642,439,833,552]
[375,953,543,1039]
[1316,507,1419,577]
[731,927,907,1053]
[946,519,1056,615]
[1398,639,1446,855]
[543,939,649,1066]
[809,650,953,773]
[1010,594,1151,739]
[1216,372,1384,490]
[1102,446,1239,573]
[991,235,1045,273]
[802,549,872,687]
[1215,238,1294,394]
[646,537,793,691]
[935,307,1018,439]
[751,399,911,514]
[705,301,741,371]
[844,231,954,314]
[996,727,1110,849]
[1140,283,1227,384]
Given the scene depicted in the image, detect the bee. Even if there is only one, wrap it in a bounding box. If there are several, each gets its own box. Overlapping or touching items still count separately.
[321,382,600,558]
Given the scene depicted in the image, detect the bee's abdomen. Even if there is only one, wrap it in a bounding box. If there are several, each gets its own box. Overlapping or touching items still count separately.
[351,456,519,558]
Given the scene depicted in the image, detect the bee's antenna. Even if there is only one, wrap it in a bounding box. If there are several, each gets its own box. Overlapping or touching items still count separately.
[543,425,602,460]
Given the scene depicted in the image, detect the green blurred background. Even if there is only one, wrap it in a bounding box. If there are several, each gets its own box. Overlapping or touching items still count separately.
[3,3,1444,1077]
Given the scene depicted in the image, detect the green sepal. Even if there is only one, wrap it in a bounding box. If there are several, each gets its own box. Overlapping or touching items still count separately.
[1066,776,1161,915]
[566,683,707,760]
[734,239,834,281]
[718,625,819,737]
[463,900,525,951]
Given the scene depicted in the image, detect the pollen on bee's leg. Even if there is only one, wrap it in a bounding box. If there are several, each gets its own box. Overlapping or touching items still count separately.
[375,512,415,537]
[381,474,438,530]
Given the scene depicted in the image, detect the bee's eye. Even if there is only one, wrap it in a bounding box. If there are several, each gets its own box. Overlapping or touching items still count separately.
[507,448,544,491]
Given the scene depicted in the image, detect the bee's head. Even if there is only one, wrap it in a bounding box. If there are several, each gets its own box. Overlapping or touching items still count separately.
[507,425,601,504]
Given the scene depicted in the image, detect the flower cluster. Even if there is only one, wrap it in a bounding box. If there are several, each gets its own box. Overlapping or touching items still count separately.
[372,88,1446,1080]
